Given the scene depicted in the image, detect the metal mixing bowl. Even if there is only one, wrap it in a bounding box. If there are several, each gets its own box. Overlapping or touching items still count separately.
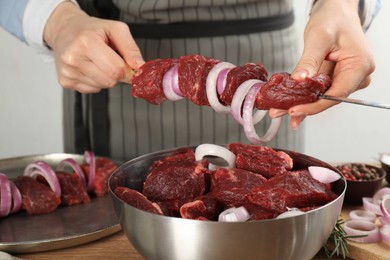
[109,147,346,260]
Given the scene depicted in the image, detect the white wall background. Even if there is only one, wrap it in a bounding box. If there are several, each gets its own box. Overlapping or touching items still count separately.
[0,1,389,163]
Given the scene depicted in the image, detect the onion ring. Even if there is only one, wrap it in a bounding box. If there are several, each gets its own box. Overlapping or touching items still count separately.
[218,206,250,222]
[349,209,377,223]
[206,62,236,113]
[24,161,61,197]
[308,166,341,184]
[57,158,87,187]
[0,173,12,217]
[343,220,381,243]
[163,64,184,101]
[276,208,305,219]
[9,181,22,214]
[242,83,282,144]
[380,195,390,223]
[373,187,390,205]
[195,144,236,170]
[84,151,96,192]
[362,197,382,216]
[217,68,232,95]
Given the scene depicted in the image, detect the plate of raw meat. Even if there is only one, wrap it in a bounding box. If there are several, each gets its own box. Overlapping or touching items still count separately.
[0,153,121,253]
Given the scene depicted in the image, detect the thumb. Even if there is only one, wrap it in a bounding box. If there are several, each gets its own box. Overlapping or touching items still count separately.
[291,40,329,80]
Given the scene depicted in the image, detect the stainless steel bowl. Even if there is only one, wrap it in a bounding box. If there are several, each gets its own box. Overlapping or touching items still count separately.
[109,147,346,260]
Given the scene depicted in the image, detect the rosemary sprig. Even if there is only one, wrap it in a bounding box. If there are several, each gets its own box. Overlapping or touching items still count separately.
[322,218,367,259]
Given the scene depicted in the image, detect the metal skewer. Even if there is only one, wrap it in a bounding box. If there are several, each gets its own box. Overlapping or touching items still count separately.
[320,94,390,110]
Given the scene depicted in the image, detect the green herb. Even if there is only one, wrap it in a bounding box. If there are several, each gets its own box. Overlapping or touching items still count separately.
[322,218,367,259]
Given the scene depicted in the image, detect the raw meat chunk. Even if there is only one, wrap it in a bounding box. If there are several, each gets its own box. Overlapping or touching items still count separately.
[220,63,268,105]
[178,54,220,105]
[255,72,331,110]
[56,171,90,205]
[228,143,293,179]
[132,58,178,104]
[180,196,222,220]
[248,170,338,213]
[115,187,163,215]
[13,176,61,215]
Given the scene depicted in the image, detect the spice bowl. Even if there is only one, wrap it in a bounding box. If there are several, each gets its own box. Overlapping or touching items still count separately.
[336,163,386,205]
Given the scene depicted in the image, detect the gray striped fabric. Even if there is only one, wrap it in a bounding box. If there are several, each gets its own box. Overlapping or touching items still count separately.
[63,0,302,162]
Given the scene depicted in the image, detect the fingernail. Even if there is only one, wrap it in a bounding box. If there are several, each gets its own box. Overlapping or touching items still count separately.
[291,69,309,80]
[289,111,306,117]
[270,109,288,118]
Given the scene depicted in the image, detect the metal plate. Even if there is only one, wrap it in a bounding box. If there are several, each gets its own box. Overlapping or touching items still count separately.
[0,153,121,254]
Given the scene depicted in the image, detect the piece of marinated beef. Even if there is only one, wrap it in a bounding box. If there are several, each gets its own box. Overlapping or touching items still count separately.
[255,72,331,110]
[178,54,220,105]
[81,157,118,197]
[219,63,268,105]
[208,167,267,208]
[132,58,178,104]
[56,171,90,205]
[180,195,222,220]
[115,187,163,215]
[13,176,61,215]
[241,203,278,221]
[228,143,293,179]
[143,149,210,213]
[248,170,338,213]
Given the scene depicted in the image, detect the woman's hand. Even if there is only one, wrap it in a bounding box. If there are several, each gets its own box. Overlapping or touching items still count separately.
[270,0,375,128]
[43,2,144,93]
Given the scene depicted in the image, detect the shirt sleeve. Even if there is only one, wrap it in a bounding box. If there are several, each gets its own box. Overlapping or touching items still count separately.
[306,0,382,32]
[0,0,29,42]
[23,0,80,60]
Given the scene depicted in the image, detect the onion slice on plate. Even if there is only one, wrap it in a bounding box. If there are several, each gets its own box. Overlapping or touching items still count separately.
[380,195,390,224]
[0,173,12,217]
[9,181,22,214]
[242,83,282,144]
[362,197,382,216]
[195,144,236,170]
[57,158,87,187]
[373,187,390,205]
[84,151,96,192]
[218,206,250,222]
[343,220,381,243]
[162,64,184,101]
[349,209,377,223]
[24,161,61,197]
[206,62,236,113]
[308,166,341,184]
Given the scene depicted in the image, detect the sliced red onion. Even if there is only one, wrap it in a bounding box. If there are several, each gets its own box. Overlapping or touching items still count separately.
[57,158,87,187]
[206,62,236,113]
[24,161,61,197]
[276,208,305,219]
[162,64,184,101]
[373,187,390,205]
[308,166,341,184]
[217,68,231,95]
[380,225,390,244]
[84,151,96,192]
[343,220,381,243]
[231,79,263,125]
[241,83,282,144]
[9,181,22,214]
[195,144,236,170]
[380,195,390,223]
[362,197,382,216]
[0,173,12,217]
[349,209,377,223]
[218,206,250,222]
[380,216,390,225]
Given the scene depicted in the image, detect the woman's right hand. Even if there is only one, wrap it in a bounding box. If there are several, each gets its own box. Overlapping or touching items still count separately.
[43,1,144,93]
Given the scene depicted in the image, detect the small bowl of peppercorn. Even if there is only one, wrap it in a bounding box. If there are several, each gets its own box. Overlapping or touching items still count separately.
[335,163,386,205]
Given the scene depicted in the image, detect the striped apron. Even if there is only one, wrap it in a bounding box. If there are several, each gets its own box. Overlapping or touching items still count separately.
[63,0,301,162]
